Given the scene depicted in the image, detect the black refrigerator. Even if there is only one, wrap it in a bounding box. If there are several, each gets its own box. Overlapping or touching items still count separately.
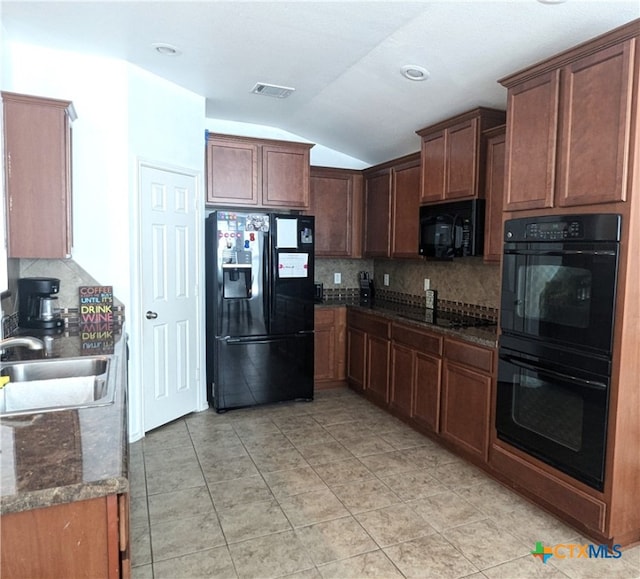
[205,210,315,412]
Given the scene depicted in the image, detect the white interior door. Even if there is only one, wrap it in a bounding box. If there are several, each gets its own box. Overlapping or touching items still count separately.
[140,164,200,431]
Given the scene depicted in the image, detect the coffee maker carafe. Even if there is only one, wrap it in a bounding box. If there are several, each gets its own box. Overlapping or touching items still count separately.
[18,277,64,329]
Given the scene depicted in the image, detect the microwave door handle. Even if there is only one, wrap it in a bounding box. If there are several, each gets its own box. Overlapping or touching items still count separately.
[501,354,608,391]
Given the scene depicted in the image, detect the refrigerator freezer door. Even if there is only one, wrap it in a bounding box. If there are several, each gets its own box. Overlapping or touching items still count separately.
[212,333,314,411]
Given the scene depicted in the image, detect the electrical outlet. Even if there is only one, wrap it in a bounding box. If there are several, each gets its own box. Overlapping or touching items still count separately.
[334,273,341,284]
[424,278,430,291]
[383,274,390,286]
[425,289,437,309]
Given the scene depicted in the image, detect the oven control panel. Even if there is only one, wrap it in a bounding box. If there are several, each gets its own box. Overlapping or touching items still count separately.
[525,220,582,240]
[505,214,621,243]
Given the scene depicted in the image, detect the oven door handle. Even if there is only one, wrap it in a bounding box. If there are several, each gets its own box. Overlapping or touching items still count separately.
[504,249,616,257]
[501,354,608,391]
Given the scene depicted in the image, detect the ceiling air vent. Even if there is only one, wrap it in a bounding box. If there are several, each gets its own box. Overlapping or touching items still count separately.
[250,82,295,99]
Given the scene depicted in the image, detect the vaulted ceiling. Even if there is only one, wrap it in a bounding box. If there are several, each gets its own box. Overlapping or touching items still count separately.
[3,1,638,165]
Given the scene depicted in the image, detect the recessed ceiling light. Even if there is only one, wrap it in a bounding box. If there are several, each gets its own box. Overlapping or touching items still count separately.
[537,0,567,4]
[401,65,430,82]
[152,43,181,56]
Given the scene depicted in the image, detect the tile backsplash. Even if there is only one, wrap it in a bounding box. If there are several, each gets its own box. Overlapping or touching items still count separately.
[316,257,501,310]
[1,258,123,318]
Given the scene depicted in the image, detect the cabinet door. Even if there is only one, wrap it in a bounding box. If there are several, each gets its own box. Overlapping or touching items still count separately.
[347,327,366,392]
[441,362,491,462]
[262,143,310,208]
[314,324,336,382]
[557,40,635,207]
[420,131,446,203]
[3,93,73,258]
[366,334,390,406]
[310,168,362,257]
[504,70,560,211]
[364,170,392,257]
[206,137,259,205]
[390,342,414,417]
[0,496,122,579]
[391,161,421,258]
[445,118,478,200]
[413,352,442,433]
[483,128,506,263]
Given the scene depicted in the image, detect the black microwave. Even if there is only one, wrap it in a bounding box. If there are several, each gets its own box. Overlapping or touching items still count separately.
[419,199,485,259]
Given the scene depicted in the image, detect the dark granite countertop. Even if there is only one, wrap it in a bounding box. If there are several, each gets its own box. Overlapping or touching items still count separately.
[316,299,498,348]
[0,326,128,515]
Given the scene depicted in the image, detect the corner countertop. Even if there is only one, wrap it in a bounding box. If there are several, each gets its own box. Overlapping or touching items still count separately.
[316,299,498,348]
[0,325,128,515]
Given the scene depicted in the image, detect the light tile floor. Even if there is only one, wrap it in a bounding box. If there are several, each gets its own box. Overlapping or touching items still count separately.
[130,387,640,579]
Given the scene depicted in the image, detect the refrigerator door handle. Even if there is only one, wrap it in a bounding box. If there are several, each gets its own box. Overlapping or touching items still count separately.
[263,229,271,332]
[224,334,309,345]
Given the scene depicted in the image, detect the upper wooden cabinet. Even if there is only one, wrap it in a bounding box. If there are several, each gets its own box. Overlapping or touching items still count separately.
[482,125,506,264]
[2,92,76,259]
[206,133,313,209]
[416,108,505,204]
[363,153,421,259]
[501,23,638,211]
[309,167,363,258]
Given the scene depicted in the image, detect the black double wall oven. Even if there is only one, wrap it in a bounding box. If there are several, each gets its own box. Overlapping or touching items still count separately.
[496,214,621,491]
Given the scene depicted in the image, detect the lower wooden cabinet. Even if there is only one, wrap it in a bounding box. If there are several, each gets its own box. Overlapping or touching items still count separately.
[314,307,346,385]
[346,309,390,403]
[1,494,130,579]
[347,310,496,465]
[390,323,443,432]
[440,338,494,462]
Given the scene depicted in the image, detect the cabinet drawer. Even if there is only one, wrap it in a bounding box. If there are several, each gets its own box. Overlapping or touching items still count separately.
[315,308,337,327]
[347,310,390,338]
[392,323,442,356]
[444,338,494,374]
[491,442,606,533]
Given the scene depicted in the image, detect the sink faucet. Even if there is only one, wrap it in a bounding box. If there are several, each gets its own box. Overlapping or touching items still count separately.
[0,336,45,354]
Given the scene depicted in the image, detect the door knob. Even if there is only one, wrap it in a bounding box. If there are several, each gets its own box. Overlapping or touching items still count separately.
[146,311,158,319]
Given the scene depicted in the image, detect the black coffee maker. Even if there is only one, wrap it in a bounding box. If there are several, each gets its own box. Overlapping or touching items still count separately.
[18,277,64,329]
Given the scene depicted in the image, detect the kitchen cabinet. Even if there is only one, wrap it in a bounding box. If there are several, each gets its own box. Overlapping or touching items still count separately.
[314,306,346,385]
[346,309,390,405]
[416,108,505,204]
[363,153,421,259]
[440,338,494,463]
[501,27,637,210]
[206,133,313,209]
[1,494,130,579]
[363,168,391,257]
[482,125,506,263]
[309,167,363,258]
[2,92,75,259]
[390,323,443,432]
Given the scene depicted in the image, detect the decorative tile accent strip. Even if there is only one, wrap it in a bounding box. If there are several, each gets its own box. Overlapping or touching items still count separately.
[374,290,497,322]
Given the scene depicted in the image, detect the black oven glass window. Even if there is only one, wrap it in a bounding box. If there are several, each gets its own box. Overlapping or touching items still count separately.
[516,265,592,329]
[513,372,583,452]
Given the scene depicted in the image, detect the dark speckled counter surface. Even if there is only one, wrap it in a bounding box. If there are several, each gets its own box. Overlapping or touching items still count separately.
[0,326,128,515]
[316,299,498,348]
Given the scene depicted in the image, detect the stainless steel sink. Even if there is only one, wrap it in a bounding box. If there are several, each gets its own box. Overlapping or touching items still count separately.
[0,356,114,417]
